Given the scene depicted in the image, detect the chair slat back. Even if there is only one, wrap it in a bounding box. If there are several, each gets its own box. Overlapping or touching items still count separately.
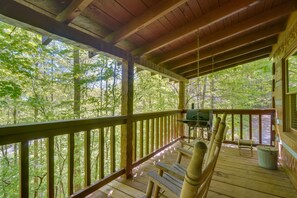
[205,113,226,166]
[180,141,207,198]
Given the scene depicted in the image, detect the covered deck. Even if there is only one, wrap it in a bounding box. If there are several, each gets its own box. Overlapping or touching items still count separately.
[90,143,297,198]
[0,0,297,197]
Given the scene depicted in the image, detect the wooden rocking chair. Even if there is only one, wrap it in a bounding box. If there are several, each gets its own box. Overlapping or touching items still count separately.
[144,114,227,198]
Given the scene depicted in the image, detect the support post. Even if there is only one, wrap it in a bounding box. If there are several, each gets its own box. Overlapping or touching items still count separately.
[121,56,134,178]
[178,81,186,137]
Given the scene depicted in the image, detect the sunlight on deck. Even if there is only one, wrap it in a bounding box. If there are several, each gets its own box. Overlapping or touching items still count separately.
[89,143,297,198]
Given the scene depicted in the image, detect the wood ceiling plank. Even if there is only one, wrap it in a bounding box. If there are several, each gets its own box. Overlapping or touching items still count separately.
[56,0,94,23]
[167,34,279,70]
[157,22,284,65]
[185,54,269,78]
[105,0,188,44]
[183,49,270,78]
[154,0,295,64]
[132,0,259,56]
[175,41,275,74]
[0,0,186,82]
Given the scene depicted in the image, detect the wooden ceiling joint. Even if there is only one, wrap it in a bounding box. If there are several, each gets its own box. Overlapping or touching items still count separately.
[154,1,296,65]
[163,24,283,69]
[172,36,277,72]
[104,0,188,44]
[183,48,271,78]
[131,0,259,56]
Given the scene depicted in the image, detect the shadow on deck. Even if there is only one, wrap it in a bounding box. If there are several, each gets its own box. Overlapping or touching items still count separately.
[89,143,297,198]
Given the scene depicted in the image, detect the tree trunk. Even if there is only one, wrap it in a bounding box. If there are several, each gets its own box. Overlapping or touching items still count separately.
[73,48,81,119]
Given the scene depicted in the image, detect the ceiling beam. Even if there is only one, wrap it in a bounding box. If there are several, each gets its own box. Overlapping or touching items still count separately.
[0,0,186,82]
[104,0,188,44]
[132,0,257,55]
[155,0,296,64]
[42,0,94,45]
[132,0,258,56]
[56,0,94,24]
[183,48,271,78]
[164,24,283,69]
[185,54,268,79]
[173,37,277,73]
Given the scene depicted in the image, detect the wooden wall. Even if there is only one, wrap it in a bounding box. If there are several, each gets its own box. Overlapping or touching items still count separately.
[272,11,297,189]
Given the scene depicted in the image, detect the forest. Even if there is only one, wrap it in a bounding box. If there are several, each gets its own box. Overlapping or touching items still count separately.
[0,20,274,197]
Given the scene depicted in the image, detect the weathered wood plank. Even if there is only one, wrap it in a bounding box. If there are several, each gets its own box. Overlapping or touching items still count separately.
[121,57,134,178]
[110,126,116,173]
[20,141,29,198]
[84,130,91,186]
[145,119,149,156]
[47,137,54,198]
[139,121,143,159]
[99,128,104,179]
[68,133,74,195]
[150,119,155,153]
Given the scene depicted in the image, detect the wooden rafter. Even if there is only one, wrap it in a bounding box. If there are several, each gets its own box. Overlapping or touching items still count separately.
[42,0,94,45]
[56,0,94,24]
[104,0,188,44]
[0,0,186,82]
[154,1,296,64]
[172,37,277,72]
[183,48,271,78]
[185,54,269,79]
[163,25,283,69]
[132,0,259,56]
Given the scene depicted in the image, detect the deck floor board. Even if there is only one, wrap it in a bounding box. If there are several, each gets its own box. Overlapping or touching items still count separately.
[89,143,297,198]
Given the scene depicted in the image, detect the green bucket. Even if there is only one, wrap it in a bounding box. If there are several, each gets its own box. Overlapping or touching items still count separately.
[256,145,278,170]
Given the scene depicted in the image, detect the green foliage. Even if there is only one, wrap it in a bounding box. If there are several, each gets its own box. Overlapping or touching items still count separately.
[187,58,273,109]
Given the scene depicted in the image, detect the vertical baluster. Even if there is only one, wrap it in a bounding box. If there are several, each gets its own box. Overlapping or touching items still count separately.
[249,114,252,140]
[139,121,144,158]
[259,115,262,144]
[164,116,168,145]
[84,130,91,186]
[150,119,155,153]
[160,116,164,147]
[20,141,29,198]
[110,126,116,173]
[174,114,178,139]
[132,122,137,162]
[271,114,275,146]
[68,133,74,196]
[231,114,234,141]
[166,116,170,143]
[240,114,243,139]
[99,128,104,179]
[169,115,172,141]
[145,119,149,155]
[47,137,54,198]
[155,117,160,149]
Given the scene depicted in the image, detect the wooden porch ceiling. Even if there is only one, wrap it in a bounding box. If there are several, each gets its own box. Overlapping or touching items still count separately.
[0,0,297,80]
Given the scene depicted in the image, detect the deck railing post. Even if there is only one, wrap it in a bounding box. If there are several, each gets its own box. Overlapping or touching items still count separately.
[121,56,134,178]
[178,81,186,137]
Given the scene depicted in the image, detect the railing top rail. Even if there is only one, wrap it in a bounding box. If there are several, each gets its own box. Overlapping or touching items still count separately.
[132,110,182,121]
[183,108,275,115]
[0,115,128,145]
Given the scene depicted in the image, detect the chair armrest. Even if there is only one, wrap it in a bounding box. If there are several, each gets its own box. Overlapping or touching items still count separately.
[155,162,185,180]
[176,147,193,159]
[180,140,194,148]
[144,171,180,198]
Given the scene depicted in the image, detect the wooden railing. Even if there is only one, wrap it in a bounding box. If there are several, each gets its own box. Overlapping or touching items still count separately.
[183,109,276,146]
[0,109,275,197]
[0,110,182,198]
[131,110,180,168]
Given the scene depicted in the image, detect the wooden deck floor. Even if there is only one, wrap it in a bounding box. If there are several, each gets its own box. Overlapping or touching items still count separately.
[88,143,297,198]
